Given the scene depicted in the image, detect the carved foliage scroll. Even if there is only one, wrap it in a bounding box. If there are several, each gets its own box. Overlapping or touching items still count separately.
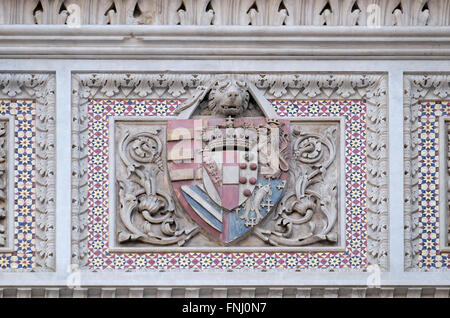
[255,121,340,247]
[113,120,198,248]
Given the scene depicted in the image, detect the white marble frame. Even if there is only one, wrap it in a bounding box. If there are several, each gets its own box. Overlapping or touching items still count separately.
[439,116,450,252]
[107,116,347,253]
[0,59,448,293]
[72,72,389,270]
[0,116,15,252]
[0,73,56,271]
[404,74,450,271]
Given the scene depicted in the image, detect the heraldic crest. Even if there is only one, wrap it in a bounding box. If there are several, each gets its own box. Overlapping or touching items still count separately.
[114,75,339,248]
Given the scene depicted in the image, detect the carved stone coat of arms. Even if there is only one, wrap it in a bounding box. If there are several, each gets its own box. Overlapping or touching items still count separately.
[113,76,340,249]
[167,117,290,244]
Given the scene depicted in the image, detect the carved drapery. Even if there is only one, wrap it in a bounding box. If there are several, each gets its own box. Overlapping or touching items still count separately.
[0,74,56,271]
[72,72,388,270]
[1,0,450,26]
[404,74,450,271]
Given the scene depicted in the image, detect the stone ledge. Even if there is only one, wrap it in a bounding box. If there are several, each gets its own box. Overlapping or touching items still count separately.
[0,286,448,298]
[0,26,450,59]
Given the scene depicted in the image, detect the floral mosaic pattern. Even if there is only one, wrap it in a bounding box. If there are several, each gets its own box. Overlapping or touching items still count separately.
[0,100,36,270]
[418,101,450,269]
[88,99,368,271]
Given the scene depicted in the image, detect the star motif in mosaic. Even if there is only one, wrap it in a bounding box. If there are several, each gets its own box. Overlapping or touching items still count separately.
[87,99,368,271]
[417,101,450,269]
[0,100,36,270]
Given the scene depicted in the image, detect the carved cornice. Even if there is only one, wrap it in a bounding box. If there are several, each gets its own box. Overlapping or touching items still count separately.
[0,73,56,271]
[0,286,449,298]
[1,0,450,26]
[404,74,450,272]
[72,72,388,271]
[1,25,450,60]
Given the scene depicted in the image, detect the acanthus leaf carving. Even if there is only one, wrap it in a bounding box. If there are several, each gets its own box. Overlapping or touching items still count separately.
[393,0,430,26]
[133,0,182,25]
[404,74,450,271]
[115,123,199,246]
[248,0,288,26]
[283,0,327,25]
[255,124,339,246]
[322,0,360,26]
[210,0,254,25]
[1,0,450,26]
[178,0,214,25]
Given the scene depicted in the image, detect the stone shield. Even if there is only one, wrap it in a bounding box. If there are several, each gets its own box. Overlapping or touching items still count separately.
[167,117,290,244]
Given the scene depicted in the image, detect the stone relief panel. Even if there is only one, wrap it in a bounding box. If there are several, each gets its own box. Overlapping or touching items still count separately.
[112,119,199,248]
[110,117,342,250]
[0,74,56,272]
[72,73,388,271]
[404,74,450,271]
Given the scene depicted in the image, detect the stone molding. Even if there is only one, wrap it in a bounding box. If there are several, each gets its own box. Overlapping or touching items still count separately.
[404,74,450,272]
[0,286,449,298]
[0,73,56,271]
[1,0,450,26]
[1,26,450,60]
[71,72,388,270]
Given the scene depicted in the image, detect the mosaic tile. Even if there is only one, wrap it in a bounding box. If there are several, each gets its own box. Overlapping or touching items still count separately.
[87,99,368,271]
[0,99,36,270]
[417,101,450,269]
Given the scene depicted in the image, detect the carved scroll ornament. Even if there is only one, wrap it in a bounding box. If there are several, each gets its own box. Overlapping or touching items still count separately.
[115,123,198,246]
[255,124,339,246]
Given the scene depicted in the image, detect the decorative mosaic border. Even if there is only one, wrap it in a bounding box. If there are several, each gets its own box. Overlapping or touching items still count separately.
[417,102,450,269]
[404,74,450,271]
[72,73,388,271]
[84,98,364,271]
[0,73,56,271]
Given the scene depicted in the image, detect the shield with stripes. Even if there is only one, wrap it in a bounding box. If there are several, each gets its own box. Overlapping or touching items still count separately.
[167,117,290,244]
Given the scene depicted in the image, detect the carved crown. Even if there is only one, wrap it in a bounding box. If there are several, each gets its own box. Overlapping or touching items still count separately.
[203,127,258,151]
